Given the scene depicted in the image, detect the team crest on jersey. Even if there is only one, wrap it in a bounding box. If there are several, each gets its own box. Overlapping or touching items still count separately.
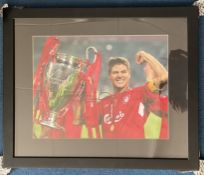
[122,95,130,104]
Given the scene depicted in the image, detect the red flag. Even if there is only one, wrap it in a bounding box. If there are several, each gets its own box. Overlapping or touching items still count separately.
[83,52,102,138]
[33,37,59,97]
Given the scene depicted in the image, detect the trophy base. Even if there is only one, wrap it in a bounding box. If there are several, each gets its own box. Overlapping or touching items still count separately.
[72,118,83,125]
[40,120,64,130]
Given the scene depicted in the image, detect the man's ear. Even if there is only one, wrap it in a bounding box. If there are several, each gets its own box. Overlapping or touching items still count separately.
[109,74,112,81]
[128,71,131,79]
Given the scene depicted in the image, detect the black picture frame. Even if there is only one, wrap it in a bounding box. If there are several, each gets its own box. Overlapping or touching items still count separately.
[3,7,199,170]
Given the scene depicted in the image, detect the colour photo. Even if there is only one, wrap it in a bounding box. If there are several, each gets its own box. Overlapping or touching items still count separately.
[32,35,168,139]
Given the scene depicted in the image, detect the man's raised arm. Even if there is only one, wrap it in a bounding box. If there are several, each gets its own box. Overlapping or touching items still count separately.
[135,51,168,89]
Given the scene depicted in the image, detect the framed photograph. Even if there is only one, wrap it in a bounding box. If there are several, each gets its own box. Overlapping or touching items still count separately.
[3,7,199,170]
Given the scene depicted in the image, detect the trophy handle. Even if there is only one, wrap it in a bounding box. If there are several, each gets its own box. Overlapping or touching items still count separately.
[86,46,98,63]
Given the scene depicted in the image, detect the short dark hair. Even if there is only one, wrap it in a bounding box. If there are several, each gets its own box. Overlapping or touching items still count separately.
[108,57,130,74]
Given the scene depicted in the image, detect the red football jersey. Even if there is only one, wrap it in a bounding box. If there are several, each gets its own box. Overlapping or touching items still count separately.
[98,84,168,139]
[98,85,149,138]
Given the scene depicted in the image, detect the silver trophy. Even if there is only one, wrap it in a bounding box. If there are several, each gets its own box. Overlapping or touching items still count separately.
[40,47,97,130]
[40,53,85,130]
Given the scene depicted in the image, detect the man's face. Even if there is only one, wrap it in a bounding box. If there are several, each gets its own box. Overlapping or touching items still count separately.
[109,64,130,92]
